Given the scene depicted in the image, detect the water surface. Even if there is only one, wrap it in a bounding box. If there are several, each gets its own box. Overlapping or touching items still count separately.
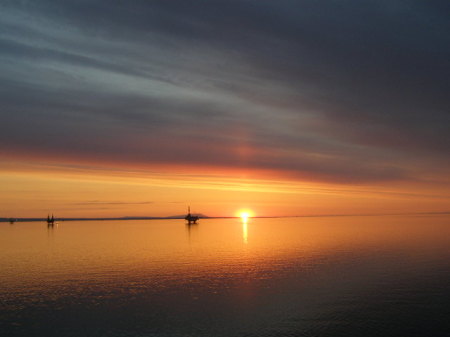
[1,215,449,336]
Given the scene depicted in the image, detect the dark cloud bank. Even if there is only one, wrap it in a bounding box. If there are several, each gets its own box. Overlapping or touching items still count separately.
[0,0,449,184]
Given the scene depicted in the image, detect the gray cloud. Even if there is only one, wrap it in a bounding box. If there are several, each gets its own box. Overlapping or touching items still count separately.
[0,0,449,184]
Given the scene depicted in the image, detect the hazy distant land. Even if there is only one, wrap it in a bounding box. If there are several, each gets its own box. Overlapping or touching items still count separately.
[2,211,449,223]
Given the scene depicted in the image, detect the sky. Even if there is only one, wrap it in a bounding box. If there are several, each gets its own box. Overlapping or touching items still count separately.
[1,0,449,218]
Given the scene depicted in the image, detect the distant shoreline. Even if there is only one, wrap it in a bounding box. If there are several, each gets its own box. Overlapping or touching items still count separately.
[2,211,450,223]
[0,216,288,223]
[0,216,235,223]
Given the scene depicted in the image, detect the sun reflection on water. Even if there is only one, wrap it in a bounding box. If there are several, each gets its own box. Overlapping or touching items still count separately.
[237,209,253,244]
[242,218,248,244]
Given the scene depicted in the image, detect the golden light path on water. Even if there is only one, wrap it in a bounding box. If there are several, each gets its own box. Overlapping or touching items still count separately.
[242,218,248,244]
[238,209,253,244]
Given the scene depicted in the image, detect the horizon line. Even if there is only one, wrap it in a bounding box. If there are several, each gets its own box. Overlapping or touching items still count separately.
[2,211,450,222]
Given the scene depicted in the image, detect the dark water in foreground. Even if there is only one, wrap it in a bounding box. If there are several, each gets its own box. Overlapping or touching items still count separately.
[1,215,449,337]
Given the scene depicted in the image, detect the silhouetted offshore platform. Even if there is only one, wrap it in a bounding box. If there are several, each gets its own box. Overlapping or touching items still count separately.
[47,214,55,226]
[185,207,199,224]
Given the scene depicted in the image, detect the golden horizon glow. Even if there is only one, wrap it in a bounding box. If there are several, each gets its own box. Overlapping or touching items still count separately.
[1,158,450,218]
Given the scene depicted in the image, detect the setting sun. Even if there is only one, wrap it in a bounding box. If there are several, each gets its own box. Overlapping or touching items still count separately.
[237,209,254,221]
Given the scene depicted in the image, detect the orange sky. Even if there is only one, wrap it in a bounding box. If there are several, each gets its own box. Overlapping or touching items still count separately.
[1,2,449,218]
[1,157,449,218]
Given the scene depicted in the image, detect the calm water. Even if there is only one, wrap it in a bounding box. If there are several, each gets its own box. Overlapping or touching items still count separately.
[1,215,449,337]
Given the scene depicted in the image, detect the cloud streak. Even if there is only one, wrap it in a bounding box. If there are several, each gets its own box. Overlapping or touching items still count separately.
[73,201,153,206]
[0,0,449,185]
